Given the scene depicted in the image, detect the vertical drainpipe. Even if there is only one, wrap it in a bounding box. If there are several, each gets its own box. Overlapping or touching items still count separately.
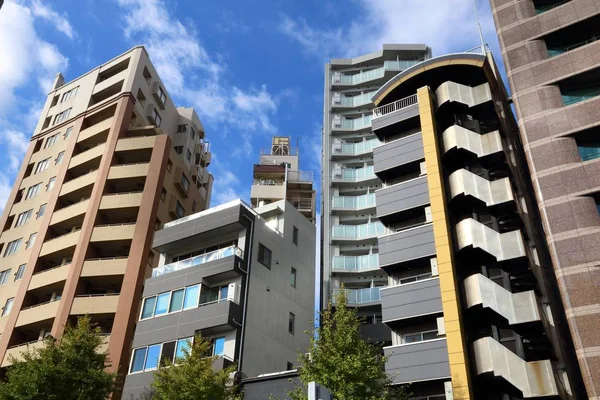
[237,213,254,372]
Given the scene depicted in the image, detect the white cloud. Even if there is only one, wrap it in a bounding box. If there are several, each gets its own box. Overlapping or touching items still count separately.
[209,157,248,206]
[0,176,13,216]
[30,0,76,39]
[279,0,499,59]
[1,130,29,170]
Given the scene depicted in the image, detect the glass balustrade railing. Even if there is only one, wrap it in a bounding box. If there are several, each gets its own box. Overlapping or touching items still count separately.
[336,91,378,107]
[332,166,375,181]
[332,193,376,209]
[562,88,600,105]
[548,37,599,57]
[534,0,570,14]
[332,139,380,156]
[332,254,379,271]
[152,245,243,277]
[331,221,386,239]
[577,144,600,162]
[332,287,382,304]
[333,60,421,86]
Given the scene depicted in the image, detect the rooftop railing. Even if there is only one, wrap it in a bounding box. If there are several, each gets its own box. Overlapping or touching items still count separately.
[372,94,418,119]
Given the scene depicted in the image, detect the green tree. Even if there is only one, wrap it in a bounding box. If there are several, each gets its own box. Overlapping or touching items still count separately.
[149,334,240,400]
[288,289,408,400]
[0,315,116,400]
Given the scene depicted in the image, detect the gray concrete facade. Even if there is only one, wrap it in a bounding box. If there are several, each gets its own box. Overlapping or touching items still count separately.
[377,224,435,268]
[376,176,429,219]
[384,339,450,384]
[373,133,424,176]
[381,278,442,323]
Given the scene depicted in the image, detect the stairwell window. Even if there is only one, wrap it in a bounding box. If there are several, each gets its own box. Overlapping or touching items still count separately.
[53,108,72,125]
[37,204,47,219]
[63,127,73,140]
[258,243,272,269]
[14,264,26,281]
[290,267,297,288]
[0,269,12,285]
[4,238,22,257]
[289,312,295,335]
[293,226,299,245]
[26,233,37,249]
[55,151,64,165]
[44,134,59,149]
[46,177,56,192]
[1,298,14,317]
[60,86,79,103]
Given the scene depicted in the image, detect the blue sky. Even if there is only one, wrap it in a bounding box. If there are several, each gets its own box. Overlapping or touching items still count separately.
[0,0,504,214]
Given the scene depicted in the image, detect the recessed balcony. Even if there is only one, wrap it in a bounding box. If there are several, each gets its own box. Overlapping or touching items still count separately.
[331,138,380,157]
[108,163,150,180]
[29,263,70,290]
[39,230,80,257]
[2,340,45,367]
[331,60,420,86]
[331,253,379,273]
[331,166,377,184]
[332,287,383,306]
[331,114,372,132]
[331,221,385,241]
[384,338,450,384]
[71,293,120,315]
[332,193,376,211]
[81,257,128,277]
[16,300,61,328]
[91,223,136,242]
[59,170,98,197]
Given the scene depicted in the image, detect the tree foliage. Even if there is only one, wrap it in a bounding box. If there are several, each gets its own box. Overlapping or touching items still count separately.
[0,316,116,400]
[149,334,240,400]
[289,289,408,400]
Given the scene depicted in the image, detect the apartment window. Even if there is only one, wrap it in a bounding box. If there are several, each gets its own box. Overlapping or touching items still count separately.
[213,337,225,356]
[53,108,72,125]
[129,337,192,374]
[46,177,56,191]
[143,67,152,85]
[1,298,14,317]
[37,204,47,219]
[15,209,33,227]
[152,108,162,127]
[0,269,12,285]
[174,146,183,155]
[4,238,22,257]
[26,233,37,249]
[160,188,167,201]
[293,226,299,245]
[157,87,167,106]
[14,264,26,281]
[402,329,438,344]
[44,134,59,149]
[24,183,41,200]
[258,243,272,269]
[288,268,298,292]
[287,362,294,371]
[180,175,190,194]
[175,200,185,219]
[169,288,185,313]
[60,86,79,103]
[190,127,196,140]
[55,151,65,165]
[185,149,192,162]
[63,126,73,140]
[34,158,50,174]
[191,200,197,212]
[140,284,201,320]
[177,124,187,133]
[289,312,295,335]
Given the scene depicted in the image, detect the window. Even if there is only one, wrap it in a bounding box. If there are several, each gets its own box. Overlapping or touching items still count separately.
[166,160,173,172]
[160,188,167,201]
[14,264,26,281]
[152,108,162,127]
[399,272,433,285]
[155,292,170,316]
[402,329,438,344]
[290,267,297,288]
[177,124,187,133]
[175,200,185,219]
[289,312,295,335]
[63,126,73,140]
[169,289,184,313]
[185,149,192,162]
[130,348,147,373]
[213,337,225,356]
[37,204,47,219]
[26,233,37,249]
[293,226,299,245]
[140,296,157,320]
[44,134,59,149]
[145,344,161,370]
[157,87,167,105]
[175,338,191,360]
[143,67,152,85]
[287,362,294,371]
[130,337,193,374]
[24,183,41,200]
[46,177,56,191]
[0,269,12,285]
[53,108,72,125]
[192,200,197,212]
[180,175,190,193]
[15,209,33,227]
[34,158,50,174]
[190,127,196,140]
[258,243,272,268]
[174,146,183,155]
[4,238,22,257]
[2,298,14,317]
[140,284,202,320]
[60,86,79,103]
[183,285,200,310]
[55,151,65,165]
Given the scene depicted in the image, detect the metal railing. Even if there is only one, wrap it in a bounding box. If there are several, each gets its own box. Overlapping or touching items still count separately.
[287,170,313,183]
[535,0,570,14]
[32,262,71,276]
[331,60,421,86]
[332,165,375,182]
[332,287,383,305]
[75,293,120,298]
[548,37,599,57]
[8,339,43,349]
[152,245,243,277]
[21,299,60,311]
[372,94,418,119]
[288,198,312,210]
[332,138,380,155]
[332,193,376,209]
[463,44,491,55]
[332,254,379,271]
[331,221,386,239]
[562,88,600,105]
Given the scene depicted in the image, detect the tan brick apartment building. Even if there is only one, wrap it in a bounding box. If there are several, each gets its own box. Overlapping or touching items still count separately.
[0,46,213,393]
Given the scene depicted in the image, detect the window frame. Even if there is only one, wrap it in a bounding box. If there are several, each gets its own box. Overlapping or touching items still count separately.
[185,148,192,162]
[44,134,59,149]
[290,267,297,288]
[15,209,33,227]
[63,126,73,140]
[2,297,14,316]
[175,200,185,219]
[37,204,47,219]
[0,269,12,285]
[293,226,299,245]
[257,243,272,269]
[139,283,202,321]
[288,312,295,335]
[4,238,22,257]
[25,232,37,249]
[402,329,439,344]
[152,108,162,127]
[34,158,50,174]
[180,174,190,194]
[46,177,56,192]
[25,183,42,200]
[14,264,26,281]
[55,151,65,165]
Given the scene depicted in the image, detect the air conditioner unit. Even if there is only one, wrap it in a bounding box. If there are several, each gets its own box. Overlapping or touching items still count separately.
[227,283,238,303]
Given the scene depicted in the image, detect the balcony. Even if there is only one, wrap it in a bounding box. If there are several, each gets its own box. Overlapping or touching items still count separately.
[331,254,379,272]
[574,126,600,162]
[152,246,243,278]
[559,67,600,106]
[332,90,377,108]
[465,274,540,325]
[332,287,382,306]
[2,340,45,367]
[376,176,428,219]
[39,230,80,257]
[91,223,136,242]
[29,264,70,290]
[331,114,372,131]
[81,257,128,277]
[533,0,571,14]
[384,338,450,384]
[332,193,376,211]
[71,293,120,315]
[77,118,112,143]
[381,278,442,323]
[331,166,376,183]
[442,125,502,158]
[331,138,380,157]
[115,136,156,151]
[16,300,61,327]
[108,163,149,180]
[448,169,513,207]
[69,143,106,170]
[456,218,526,262]
[331,60,421,86]
[378,223,435,268]
[435,81,492,109]
[331,221,385,241]
[60,170,98,196]
[287,170,313,183]
[373,133,424,175]
[251,180,285,201]
[372,93,418,120]
[99,192,143,210]
[50,199,90,225]
[473,337,557,397]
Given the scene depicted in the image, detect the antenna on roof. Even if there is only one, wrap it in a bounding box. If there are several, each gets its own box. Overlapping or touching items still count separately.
[472,0,486,52]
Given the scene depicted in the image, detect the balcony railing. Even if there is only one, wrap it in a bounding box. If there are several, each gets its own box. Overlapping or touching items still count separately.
[332,114,372,130]
[562,88,600,105]
[152,245,243,277]
[333,91,377,107]
[332,254,379,272]
[534,0,570,14]
[372,94,418,119]
[332,166,375,182]
[332,138,380,156]
[331,221,386,239]
[332,287,383,305]
[332,193,376,209]
[332,60,421,86]
[288,198,312,210]
[578,145,600,162]
[548,37,599,57]
[287,170,313,183]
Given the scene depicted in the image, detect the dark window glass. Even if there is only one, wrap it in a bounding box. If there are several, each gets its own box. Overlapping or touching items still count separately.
[258,243,272,268]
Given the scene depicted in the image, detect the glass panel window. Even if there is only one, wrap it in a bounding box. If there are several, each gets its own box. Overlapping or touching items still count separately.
[0,269,12,285]
[55,151,65,165]
[175,338,192,361]
[34,158,50,174]
[258,243,271,268]
[180,175,189,193]
[219,285,229,302]
[26,233,37,249]
[155,292,170,316]
[152,109,162,127]
[190,127,196,139]
[175,200,185,219]
[130,347,147,373]
[160,341,176,365]
[290,267,297,288]
[144,344,161,370]
[183,285,199,310]
[169,289,184,313]
[4,238,22,257]
[423,331,439,341]
[185,149,192,162]
[289,312,295,335]
[403,333,421,344]
[25,183,41,200]
[15,209,33,227]
[64,127,73,140]
[158,87,167,105]
[213,337,225,356]
[293,226,299,245]
[44,134,58,149]
[14,264,26,281]
[141,296,157,319]
[2,298,14,316]
[46,177,56,191]
[37,204,47,219]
